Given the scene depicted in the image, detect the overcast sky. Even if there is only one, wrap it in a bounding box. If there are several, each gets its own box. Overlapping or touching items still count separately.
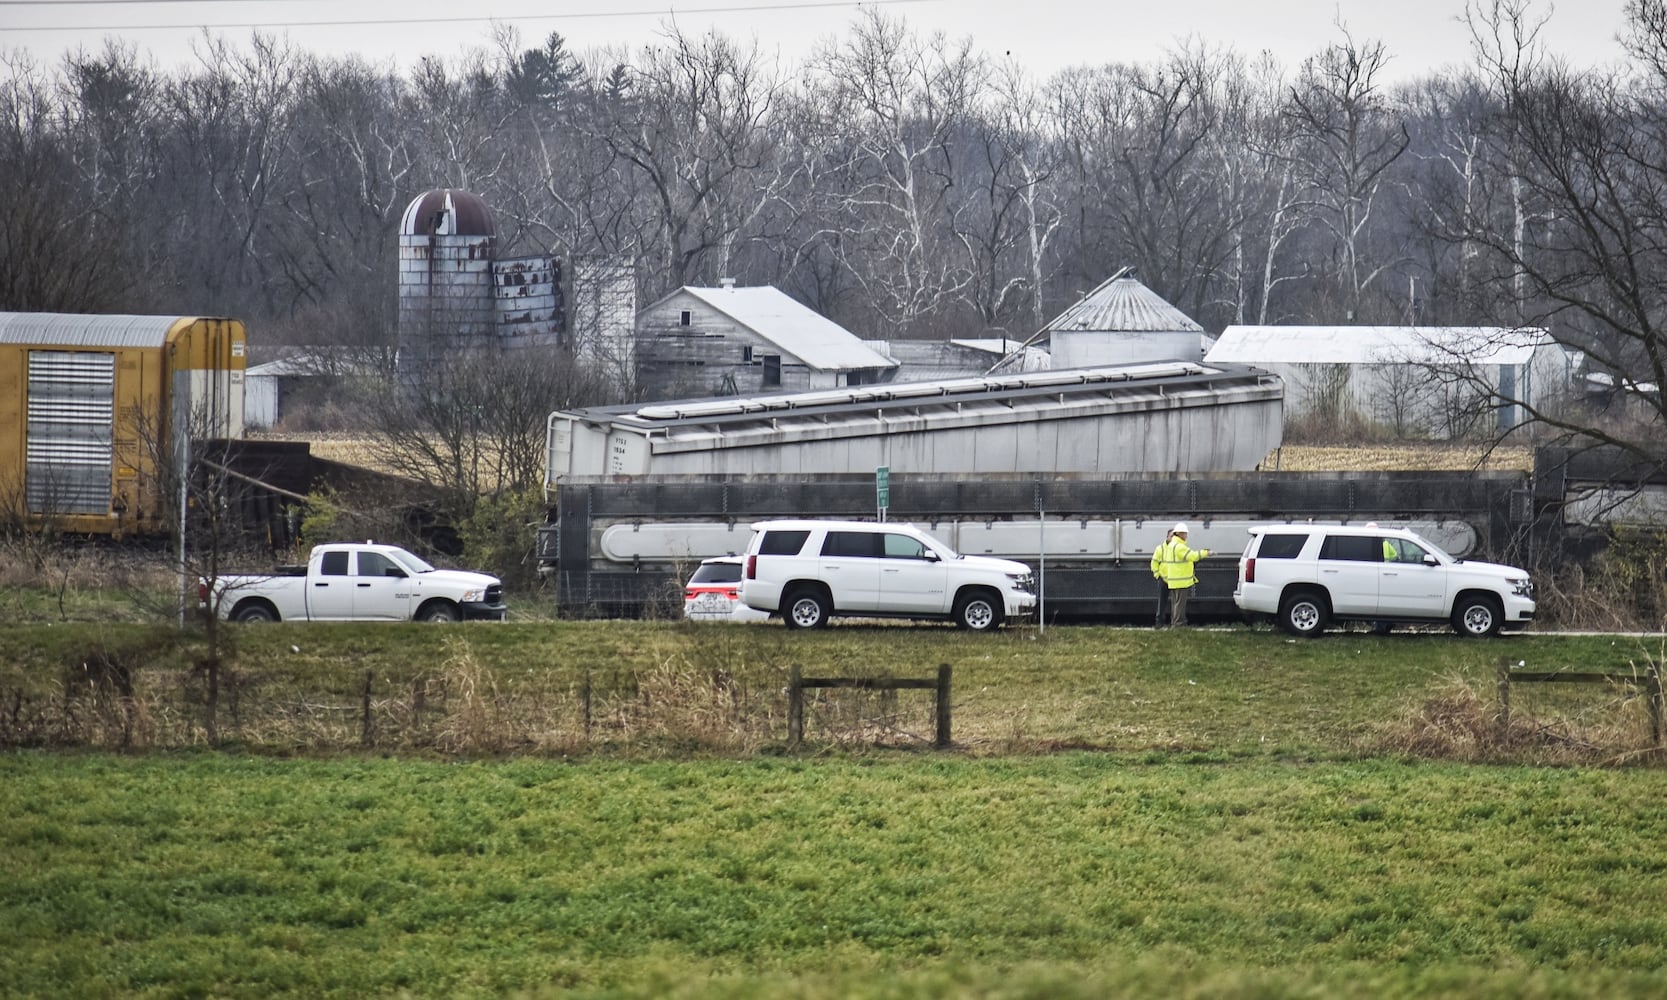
[0,0,1634,81]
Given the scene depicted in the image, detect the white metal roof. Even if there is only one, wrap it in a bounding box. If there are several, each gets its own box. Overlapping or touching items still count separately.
[677,285,896,371]
[0,312,199,349]
[1039,269,1204,335]
[1206,326,1554,367]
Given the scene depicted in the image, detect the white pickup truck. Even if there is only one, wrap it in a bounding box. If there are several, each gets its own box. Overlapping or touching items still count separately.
[207,542,507,623]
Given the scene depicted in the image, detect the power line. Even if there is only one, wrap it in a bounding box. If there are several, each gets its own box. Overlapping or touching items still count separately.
[4,0,936,31]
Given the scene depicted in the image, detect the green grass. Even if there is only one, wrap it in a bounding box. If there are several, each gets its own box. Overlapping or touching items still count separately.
[3,752,1666,998]
[2,622,1664,996]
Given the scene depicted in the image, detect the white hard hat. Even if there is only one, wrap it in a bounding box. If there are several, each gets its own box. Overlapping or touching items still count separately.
[1172,521,1189,534]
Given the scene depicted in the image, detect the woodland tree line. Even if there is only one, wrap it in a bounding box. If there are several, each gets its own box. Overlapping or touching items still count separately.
[0,1,1663,465]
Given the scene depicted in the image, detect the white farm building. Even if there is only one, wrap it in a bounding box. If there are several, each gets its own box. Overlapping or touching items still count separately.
[1205,325,1579,437]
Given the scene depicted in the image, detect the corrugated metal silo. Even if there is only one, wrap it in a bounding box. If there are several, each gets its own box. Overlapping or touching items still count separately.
[1041,267,1206,368]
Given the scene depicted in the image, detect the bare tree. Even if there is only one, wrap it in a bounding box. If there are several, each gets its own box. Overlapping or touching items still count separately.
[370,348,609,526]
[601,28,784,292]
[951,60,1063,331]
[804,11,986,335]
[1284,27,1412,320]
[0,52,140,311]
[1437,0,1667,473]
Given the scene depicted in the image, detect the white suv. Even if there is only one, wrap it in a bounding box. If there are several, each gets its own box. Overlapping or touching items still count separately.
[740,519,1036,631]
[1234,524,1535,637]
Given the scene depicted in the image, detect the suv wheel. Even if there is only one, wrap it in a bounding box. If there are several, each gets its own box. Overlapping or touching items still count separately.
[1452,594,1502,637]
[1278,589,1329,638]
[784,587,830,630]
[954,589,1003,632]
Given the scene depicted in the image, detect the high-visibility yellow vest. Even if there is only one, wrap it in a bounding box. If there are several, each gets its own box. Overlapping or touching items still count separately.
[1159,538,1206,589]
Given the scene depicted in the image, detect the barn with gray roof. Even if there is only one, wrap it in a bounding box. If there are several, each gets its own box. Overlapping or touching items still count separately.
[635,282,898,399]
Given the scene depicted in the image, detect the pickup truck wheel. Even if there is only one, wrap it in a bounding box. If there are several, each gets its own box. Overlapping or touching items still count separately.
[783,587,830,630]
[1278,589,1328,638]
[954,589,1003,632]
[232,600,278,624]
[418,600,461,623]
[1452,594,1502,637]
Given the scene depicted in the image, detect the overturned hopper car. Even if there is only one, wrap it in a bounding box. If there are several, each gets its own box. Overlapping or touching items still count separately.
[538,471,1536,622]
[0,312,246,536]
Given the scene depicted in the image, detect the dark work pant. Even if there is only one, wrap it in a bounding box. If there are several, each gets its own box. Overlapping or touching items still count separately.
[1171,585,1192,626]
[1154,579,1170,625]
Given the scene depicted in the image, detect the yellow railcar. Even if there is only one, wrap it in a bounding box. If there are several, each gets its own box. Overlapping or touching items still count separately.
[0,313,246,536]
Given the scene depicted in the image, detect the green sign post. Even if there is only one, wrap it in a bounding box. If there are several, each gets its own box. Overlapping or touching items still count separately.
[876,465,890,521]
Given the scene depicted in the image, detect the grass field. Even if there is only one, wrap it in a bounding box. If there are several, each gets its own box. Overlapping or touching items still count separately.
[3,622,1667,996]
[4,751,1667,998]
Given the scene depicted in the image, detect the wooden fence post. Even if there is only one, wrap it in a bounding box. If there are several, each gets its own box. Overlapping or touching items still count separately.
[788,664,804,748]
[360,670,373,748]
[1496,660,1512,737]
[935,664,952,748]
[1648,662,1663,750]
[582,668,592,741]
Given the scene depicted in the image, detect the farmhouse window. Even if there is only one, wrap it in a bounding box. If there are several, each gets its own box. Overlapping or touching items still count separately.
[762,355,781,387]
[679,310,692,326]
[743,345,754,363]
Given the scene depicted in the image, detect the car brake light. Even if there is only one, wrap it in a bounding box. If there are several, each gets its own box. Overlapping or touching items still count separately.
[196,582,209,603]
[1244,557,1255,584]
[745,555,756,579]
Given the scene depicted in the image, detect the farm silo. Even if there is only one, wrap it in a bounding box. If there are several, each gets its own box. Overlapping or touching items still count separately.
[397,188,497,374]
[1040,267,1207,368]
[0,312,246,536]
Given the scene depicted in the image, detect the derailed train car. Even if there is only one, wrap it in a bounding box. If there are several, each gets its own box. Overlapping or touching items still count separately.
[0,312,246,536]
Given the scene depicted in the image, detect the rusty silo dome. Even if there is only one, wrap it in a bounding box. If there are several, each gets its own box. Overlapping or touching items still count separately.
[399,189,495,238]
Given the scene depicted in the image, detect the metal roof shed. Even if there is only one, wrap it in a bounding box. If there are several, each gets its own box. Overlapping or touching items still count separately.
[1205,325,1578,436]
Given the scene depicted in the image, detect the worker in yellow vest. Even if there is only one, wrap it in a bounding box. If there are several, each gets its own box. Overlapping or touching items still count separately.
[1149,526,1174,628]
[1161,522,1210,626]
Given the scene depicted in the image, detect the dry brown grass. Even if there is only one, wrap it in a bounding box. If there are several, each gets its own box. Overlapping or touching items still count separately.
[246,431,405,476]
[1373,669,1665,766]
[1261,444,1534,472]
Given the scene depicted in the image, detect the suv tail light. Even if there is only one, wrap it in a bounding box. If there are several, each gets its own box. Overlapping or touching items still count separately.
[1244,557,1255,584]
[196,582,209,603]
[745,555,756,579]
